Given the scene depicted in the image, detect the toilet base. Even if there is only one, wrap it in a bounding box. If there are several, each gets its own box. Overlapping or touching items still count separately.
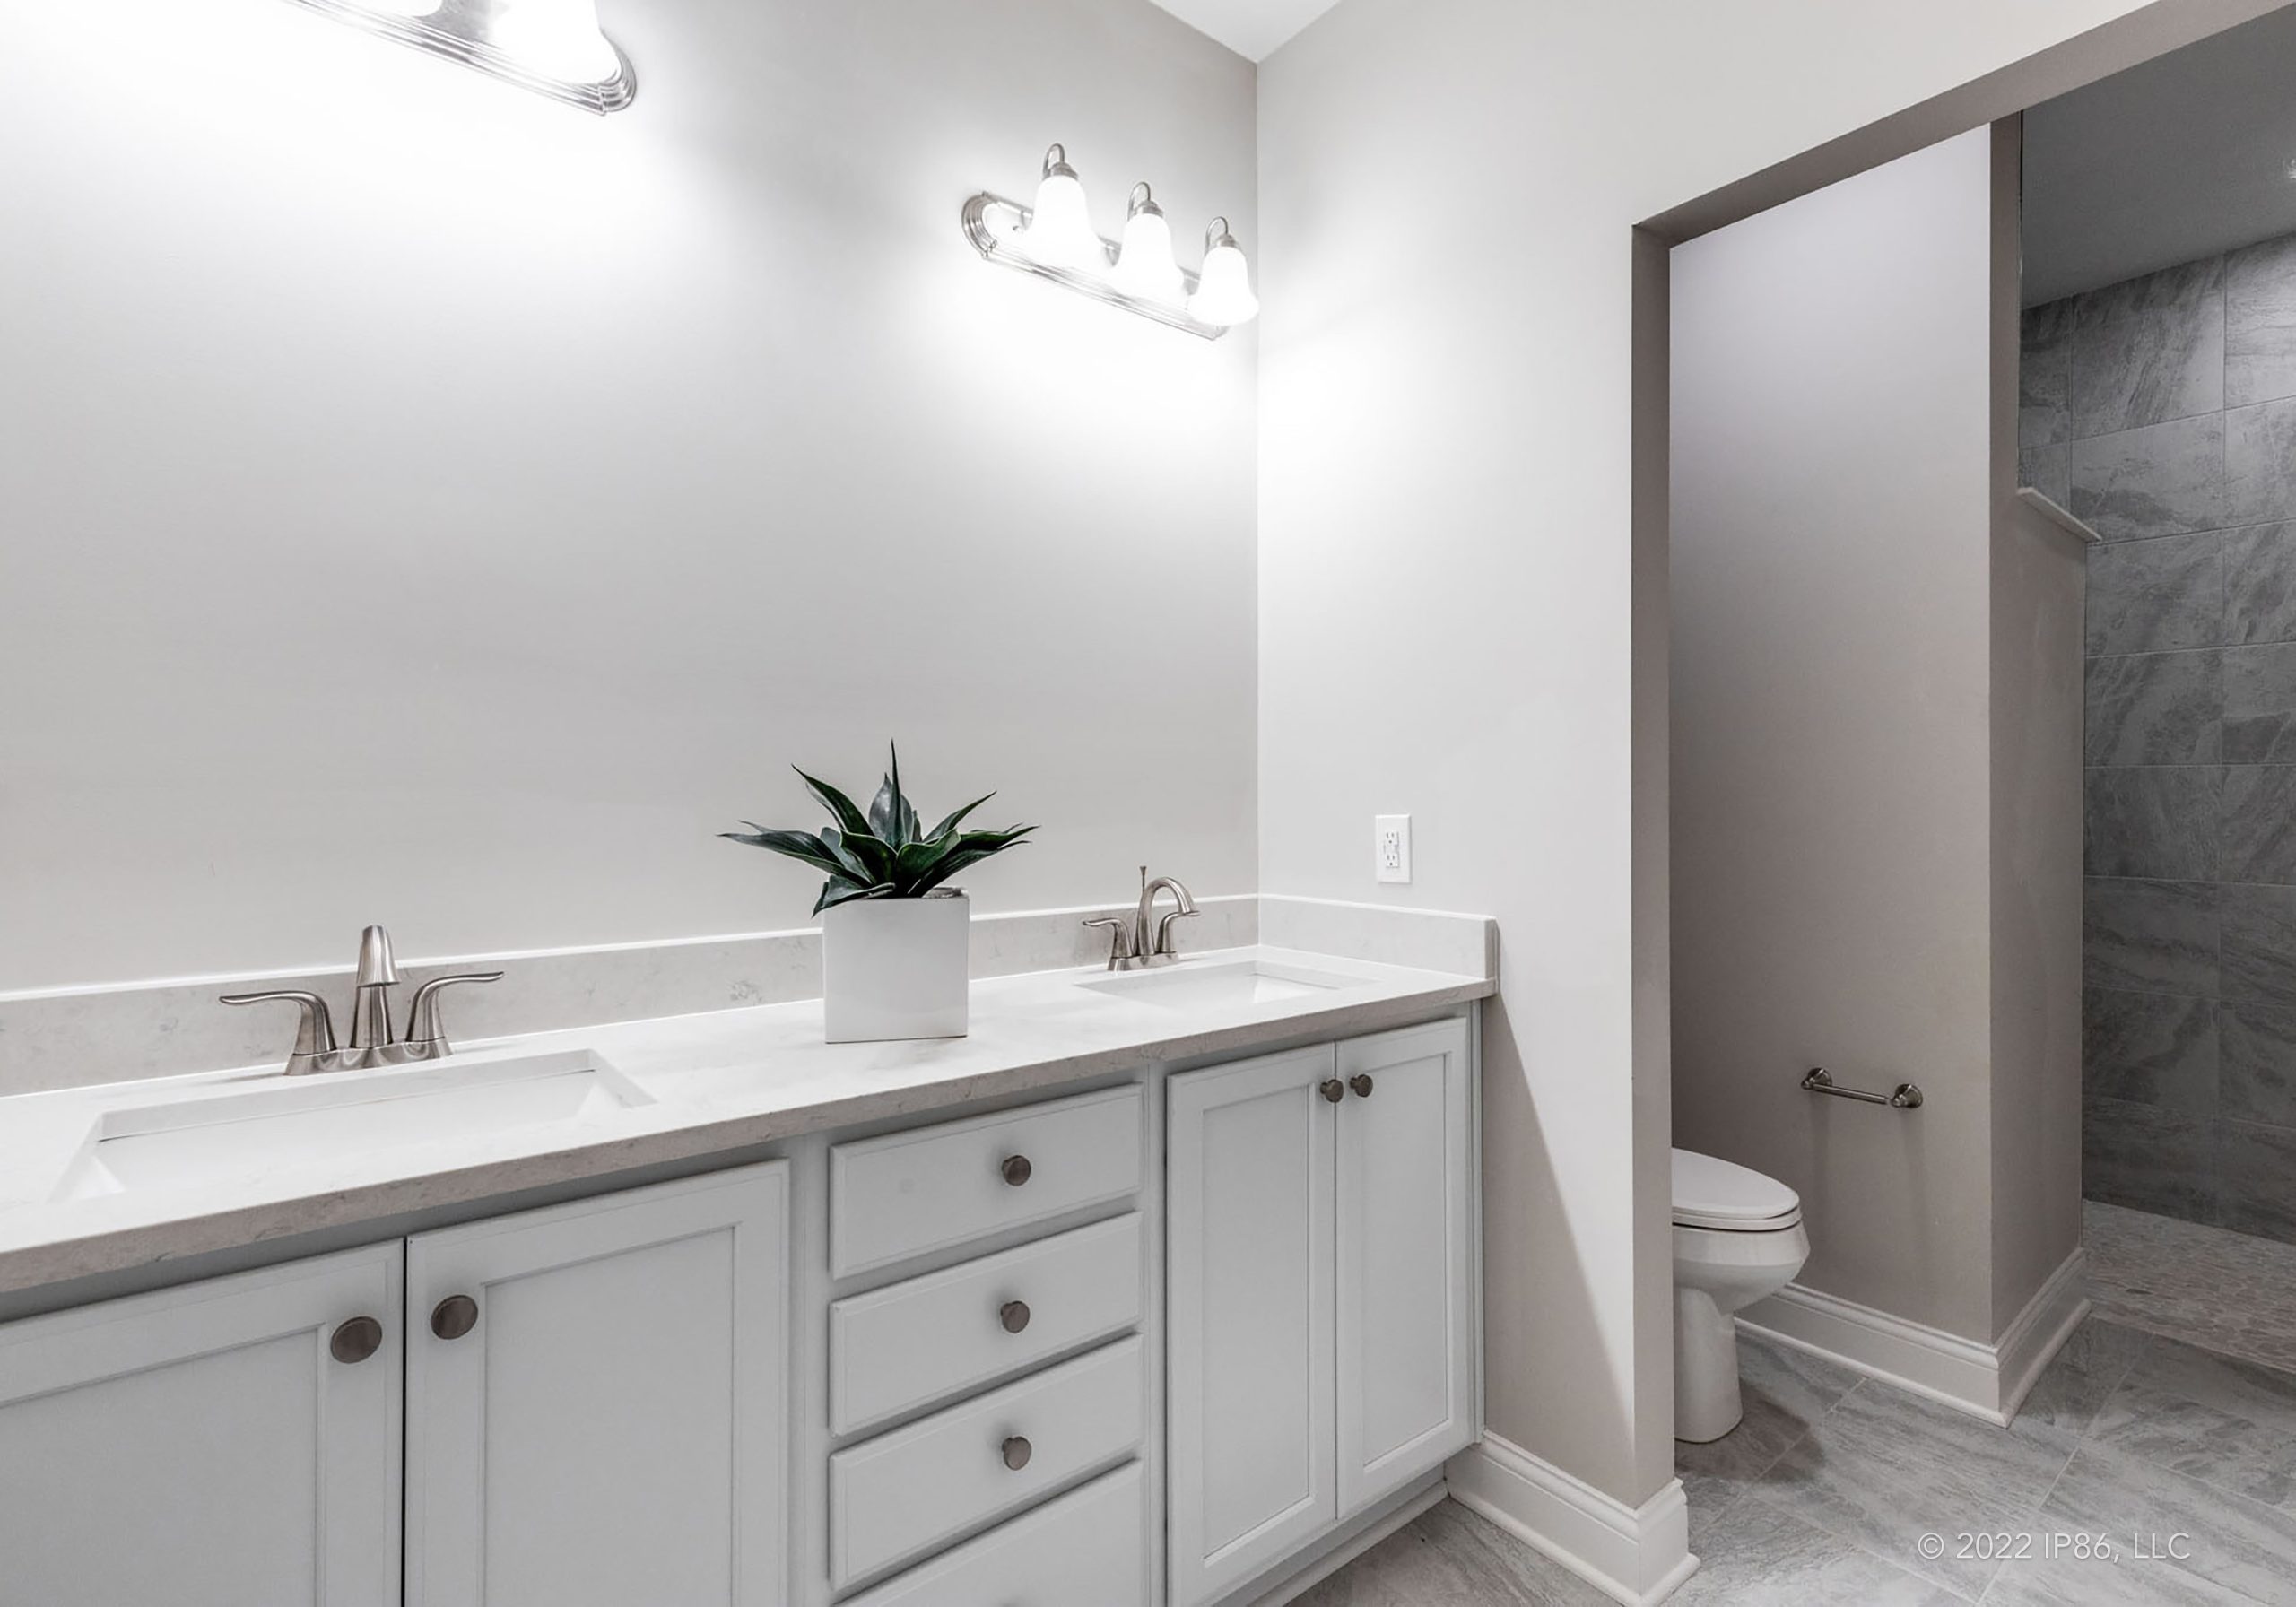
[1674,1287,1744,1443]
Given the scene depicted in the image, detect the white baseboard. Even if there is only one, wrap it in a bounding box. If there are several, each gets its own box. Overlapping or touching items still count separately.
[1447,1435,1697,1606]
[1996,1249,2092,1420]
[1738,1247,2089,1425]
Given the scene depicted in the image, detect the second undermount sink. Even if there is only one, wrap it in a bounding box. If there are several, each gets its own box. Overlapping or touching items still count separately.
[50,1050,653,1203]
[1075,958,1361,1010]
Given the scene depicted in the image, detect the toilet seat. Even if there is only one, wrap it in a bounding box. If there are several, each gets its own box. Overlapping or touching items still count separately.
[1672,1148,1801,1232]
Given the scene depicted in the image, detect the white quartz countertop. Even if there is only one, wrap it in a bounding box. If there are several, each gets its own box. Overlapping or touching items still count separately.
[0,946,1490,1297]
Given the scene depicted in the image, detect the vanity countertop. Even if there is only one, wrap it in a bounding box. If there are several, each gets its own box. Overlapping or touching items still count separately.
[0,946,1490,1297]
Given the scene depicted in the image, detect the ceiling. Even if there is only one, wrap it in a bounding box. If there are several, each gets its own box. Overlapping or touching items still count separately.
[1145,0,1344,61]
[2023,4,2296,305]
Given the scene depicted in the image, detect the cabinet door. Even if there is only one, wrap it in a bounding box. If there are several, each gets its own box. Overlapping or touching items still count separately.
[1166,1044,1338,1607]
[0,1244,403,1607]
[407,1161,791,1607]
[1336,1018,1476,1516]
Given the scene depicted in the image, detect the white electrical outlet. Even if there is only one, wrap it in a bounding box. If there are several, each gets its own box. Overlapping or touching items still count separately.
[1375,815,1412,884]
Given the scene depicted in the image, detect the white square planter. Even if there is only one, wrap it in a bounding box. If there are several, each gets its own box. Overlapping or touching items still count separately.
[821,894,970,1044]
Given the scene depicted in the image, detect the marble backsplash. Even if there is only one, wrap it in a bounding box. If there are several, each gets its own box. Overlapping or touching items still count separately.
[0,895,1495,1098]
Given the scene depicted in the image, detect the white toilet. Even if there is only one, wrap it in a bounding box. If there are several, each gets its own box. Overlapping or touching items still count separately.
[1673,1148,1809,1443]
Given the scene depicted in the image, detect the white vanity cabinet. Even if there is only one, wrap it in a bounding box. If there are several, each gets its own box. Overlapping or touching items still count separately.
[406,1161,791,1607]
[0,1004,1478,1607]
[1166,1019,1475,1607]
[0,1243,404,1607]
[0,1162,790,1607]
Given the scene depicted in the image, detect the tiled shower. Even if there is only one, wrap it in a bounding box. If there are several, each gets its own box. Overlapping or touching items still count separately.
[2022,235,2296,1242]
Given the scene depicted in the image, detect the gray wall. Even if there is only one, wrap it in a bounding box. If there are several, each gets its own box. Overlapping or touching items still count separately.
[1260,0,2256,1508]
[0,0,1258,991]
[2022,230,2296,1243]
[1674,128,2083,1344]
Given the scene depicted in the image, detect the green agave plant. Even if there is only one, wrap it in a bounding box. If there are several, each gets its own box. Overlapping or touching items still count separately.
[722,746,1036,916]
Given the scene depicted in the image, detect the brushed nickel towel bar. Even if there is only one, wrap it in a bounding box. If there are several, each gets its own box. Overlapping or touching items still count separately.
[1803,1067,1923,1109]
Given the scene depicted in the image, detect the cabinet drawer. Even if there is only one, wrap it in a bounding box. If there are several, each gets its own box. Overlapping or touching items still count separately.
[842,1461,1145,1607]
[830,1212,1144,1436]
[828,1333,1146,1588]
[829,1086,1144,1279]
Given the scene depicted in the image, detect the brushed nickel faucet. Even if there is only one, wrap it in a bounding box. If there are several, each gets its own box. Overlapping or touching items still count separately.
[222,925,502,1076]
[1083,867,1200,971]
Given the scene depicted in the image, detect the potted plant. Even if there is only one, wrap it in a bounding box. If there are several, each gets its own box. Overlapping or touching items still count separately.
[723,748,1034,1043]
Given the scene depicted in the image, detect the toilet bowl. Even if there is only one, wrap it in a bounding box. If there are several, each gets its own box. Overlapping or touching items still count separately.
[1673,1149,1808,1444]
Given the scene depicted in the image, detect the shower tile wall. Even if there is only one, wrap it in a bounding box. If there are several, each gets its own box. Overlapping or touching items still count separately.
[2024,234,2296,1246]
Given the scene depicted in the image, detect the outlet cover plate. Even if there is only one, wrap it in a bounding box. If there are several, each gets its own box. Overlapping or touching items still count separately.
[1376,815,1412,884]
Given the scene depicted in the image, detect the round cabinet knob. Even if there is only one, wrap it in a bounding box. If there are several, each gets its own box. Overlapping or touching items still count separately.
[1320,1079,1344,1104]
[1351,1074,1376,1099]
[1001,1154,1033,1188]
[1002,1435,1033,1472]
[330,1316,385,1366]
[1001,1300,1031,1334]
[431,1295,481,1342]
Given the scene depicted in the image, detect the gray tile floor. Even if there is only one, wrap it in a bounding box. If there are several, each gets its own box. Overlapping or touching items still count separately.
[1308,1209,2296,1605]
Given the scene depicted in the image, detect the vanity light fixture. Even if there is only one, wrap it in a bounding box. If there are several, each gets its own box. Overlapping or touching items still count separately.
[963,144,1258,340]
[1187,219,1260,328]
[283,0,635,114]
[1111,184,1187,306]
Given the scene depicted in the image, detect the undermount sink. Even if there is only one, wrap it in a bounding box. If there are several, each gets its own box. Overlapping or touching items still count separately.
[1075,958,1360,1010]
[51,1050,652,1203]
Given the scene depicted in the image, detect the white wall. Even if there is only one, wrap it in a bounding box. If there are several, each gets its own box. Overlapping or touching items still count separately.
[1258,0,2270,1506]
[0,0,1258,990]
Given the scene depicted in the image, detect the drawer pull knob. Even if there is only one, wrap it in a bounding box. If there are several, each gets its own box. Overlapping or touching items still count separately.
[330,1316,385,1366]
[1002,1435,1033,1472]
[1351,1074,1376,1099]
[1001,1299,1031,1334]
[1320,1079,1344,1104]
[431,1295,481,1342]
[1001,1154,1033,1187]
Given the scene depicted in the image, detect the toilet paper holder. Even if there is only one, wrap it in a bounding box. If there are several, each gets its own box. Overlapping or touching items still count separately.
[1803,1067,1924,1109]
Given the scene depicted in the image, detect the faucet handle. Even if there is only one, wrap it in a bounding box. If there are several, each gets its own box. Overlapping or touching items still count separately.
[1082,916,1136,972]
[1153,906,1200,958]
[404,972,505,1058]
[220,991,339,1076]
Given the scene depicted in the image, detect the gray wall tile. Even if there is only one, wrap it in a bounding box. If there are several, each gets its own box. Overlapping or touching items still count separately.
[2221,766,2296,883]
[2084,767,2221,880]
[2070,261,2224,437]
[2021,443,2072,507]
[2072,413,2225,542]
[2223,522,2296,645]
[2222,882,2296,1006]
[2083,878,2221,997]
[2022,300,2074,448]
[2219,1000,2296,1127]
[2086,532,2223,656]
[2077,258,2224,327]
[2224,643,2296,762]
[2227,234,2296,408]
[2085,652,2222,766]
[2072,239,2296,1246]
[2220,1118,2296,1240]
[2085,1095,2222,1222]
[2227,396,2296,527]
[2085,987,2218,1114]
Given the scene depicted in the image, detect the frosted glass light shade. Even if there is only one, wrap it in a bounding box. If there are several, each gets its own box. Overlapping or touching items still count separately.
[296,0,634,111]
[1188,228,1259,327]
[488,0,622,83]
[1017,146,1107,272]
[1112,186,1187,305]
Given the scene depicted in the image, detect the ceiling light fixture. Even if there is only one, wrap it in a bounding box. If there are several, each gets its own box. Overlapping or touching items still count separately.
[283,0,636,114]
[963,144,1258,341]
